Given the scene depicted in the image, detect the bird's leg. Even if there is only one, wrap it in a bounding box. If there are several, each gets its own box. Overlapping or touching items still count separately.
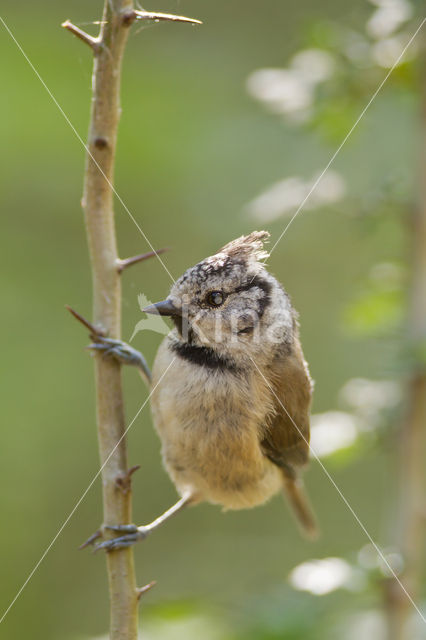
[88,336,151,386]
[93,495,193,552]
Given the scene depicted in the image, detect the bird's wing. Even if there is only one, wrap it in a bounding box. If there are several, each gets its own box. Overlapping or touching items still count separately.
[260,338,313,476]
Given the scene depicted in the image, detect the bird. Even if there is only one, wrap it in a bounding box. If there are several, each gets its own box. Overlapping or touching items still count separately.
[91,231,317,551]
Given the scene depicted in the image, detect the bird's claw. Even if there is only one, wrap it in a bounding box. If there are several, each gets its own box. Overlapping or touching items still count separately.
[94,525,150,552]
[105,524,139,534]
[88,337,138,364]
[80,524,149,553]
[87,337,151,383]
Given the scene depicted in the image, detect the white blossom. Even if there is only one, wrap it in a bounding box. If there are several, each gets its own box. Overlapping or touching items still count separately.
[371,34,413,67]
[310,411,359,457]
[247,68,314,117]
[367,0,412,40]
[246,170,346,223]
[291,49,335,84]
[246,49,335,121]
[340,378,401,420]
[289,557,353,595]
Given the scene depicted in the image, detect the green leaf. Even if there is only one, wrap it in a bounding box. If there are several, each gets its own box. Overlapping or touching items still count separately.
[343,289,403,336]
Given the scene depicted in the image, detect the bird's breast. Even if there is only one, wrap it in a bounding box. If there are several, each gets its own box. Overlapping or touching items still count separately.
[149,337,282,508]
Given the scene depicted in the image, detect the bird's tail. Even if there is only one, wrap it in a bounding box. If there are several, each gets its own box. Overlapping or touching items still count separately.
[282,475,318,539]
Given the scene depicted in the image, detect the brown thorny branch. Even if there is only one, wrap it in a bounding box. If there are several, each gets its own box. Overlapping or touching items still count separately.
[64,4,200,640]
[383,34,426,640]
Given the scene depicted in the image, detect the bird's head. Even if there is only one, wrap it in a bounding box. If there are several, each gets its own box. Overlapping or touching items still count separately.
[144,231,294,357]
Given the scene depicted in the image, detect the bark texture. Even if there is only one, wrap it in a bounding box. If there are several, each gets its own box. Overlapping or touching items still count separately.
[80,2,138,638]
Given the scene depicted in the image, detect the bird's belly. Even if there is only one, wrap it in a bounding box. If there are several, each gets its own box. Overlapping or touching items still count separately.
[162,418,282,509]
[151,345,282,509]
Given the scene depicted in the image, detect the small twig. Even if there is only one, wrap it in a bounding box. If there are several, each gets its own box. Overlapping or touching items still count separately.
[65,305,105,338]
[136,581,157,600]
[117,248,169,273]
[62,20,100,51]
[122,10,202,26]
[115,465,141,493]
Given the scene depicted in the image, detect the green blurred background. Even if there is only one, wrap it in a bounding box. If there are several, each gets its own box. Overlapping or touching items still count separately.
[0,1,422,639]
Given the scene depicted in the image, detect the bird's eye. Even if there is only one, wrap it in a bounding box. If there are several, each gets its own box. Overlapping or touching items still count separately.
[206,290,224,307]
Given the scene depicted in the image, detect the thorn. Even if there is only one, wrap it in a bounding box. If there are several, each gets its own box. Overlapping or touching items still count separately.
[128,464,141,478]
[62,20,100,51]
[136,581,157,600]
[135,11,202,25]
[117,248,169,273]
[115,465,141,493]
[79,529,102,550]
[65,305,106,339]
[122,10,202,26]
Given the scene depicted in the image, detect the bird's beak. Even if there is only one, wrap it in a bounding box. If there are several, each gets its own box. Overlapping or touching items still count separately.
[143,299,182,317]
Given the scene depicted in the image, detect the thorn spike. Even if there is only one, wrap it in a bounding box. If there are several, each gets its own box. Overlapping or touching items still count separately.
[136,581,157,600]
[117,248,169,273]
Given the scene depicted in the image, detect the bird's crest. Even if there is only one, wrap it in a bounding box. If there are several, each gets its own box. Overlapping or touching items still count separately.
[219,230,270,263]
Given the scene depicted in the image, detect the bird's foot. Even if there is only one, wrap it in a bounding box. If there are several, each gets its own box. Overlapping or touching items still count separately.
[94,524,150,552]
[87,337,151,383]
